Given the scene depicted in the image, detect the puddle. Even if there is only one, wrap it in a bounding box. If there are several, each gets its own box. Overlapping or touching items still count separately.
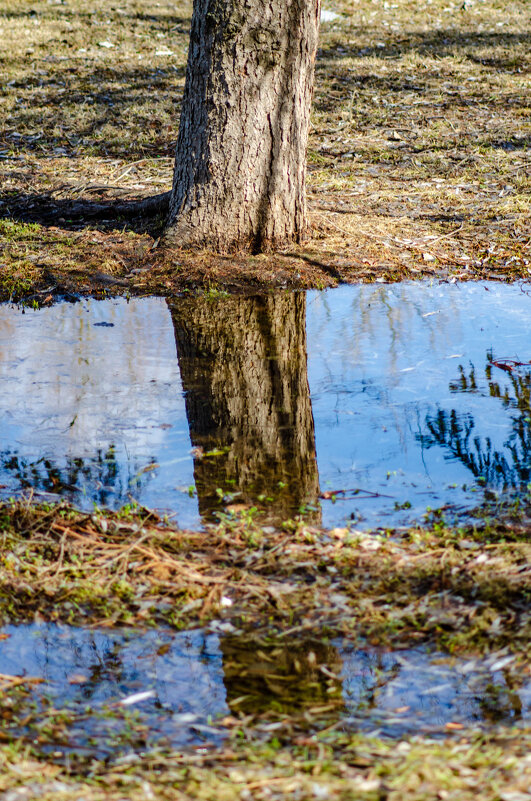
[0,624,528,758]
[307,281,531,527]
[1,282,530,528]
[223,637,530,735]
[0,296,197,524]
[0,624,227,759]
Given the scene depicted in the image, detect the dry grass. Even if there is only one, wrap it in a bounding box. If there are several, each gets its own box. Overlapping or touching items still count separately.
[307,0,531,280]
[0,727,529,801]
[1,497,529,652]
[0,0,529,297]
[0,728,530,801]
[0,494,530,799]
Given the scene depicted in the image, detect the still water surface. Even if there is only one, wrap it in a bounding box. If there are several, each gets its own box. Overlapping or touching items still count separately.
[0,623,528,756]
[1,282,530,528]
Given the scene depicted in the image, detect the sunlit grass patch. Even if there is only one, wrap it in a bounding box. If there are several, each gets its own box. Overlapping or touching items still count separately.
[0,0,529,292]
[308,0,531,279]
[0,260,43,300]
[0,220,41,240]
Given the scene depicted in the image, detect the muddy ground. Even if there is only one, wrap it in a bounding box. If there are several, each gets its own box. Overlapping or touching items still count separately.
[0,0,530,300]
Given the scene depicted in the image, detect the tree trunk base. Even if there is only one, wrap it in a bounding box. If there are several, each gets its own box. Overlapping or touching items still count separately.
[162,213,308,254]
[165,0,320,254]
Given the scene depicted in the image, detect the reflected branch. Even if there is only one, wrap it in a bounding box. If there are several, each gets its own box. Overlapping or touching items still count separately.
[418,353,531,488]
[0,447,158,507]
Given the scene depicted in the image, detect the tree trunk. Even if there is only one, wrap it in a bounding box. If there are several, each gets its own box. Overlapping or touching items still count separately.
[168,293,320,521]
[164,0,321,252]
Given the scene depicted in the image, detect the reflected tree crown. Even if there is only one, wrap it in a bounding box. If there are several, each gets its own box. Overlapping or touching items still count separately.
[418,351,531,489]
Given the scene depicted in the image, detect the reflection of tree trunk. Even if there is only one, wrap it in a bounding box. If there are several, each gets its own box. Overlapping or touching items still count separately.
[168,293,320,521]
[220,636,343,715]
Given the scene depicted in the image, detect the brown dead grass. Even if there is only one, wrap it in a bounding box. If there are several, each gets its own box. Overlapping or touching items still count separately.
[307,0,531,281]
[0,728,529,801]
[1,497,529,653]
[0,0,530,298]
[0,496,529,798]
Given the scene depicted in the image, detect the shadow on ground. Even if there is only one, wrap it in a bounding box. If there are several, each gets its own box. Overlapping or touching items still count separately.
[0,190,169,235]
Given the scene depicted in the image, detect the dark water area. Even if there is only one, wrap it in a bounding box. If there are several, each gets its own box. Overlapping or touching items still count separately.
[0,623,528,758]
[1,281,530,528]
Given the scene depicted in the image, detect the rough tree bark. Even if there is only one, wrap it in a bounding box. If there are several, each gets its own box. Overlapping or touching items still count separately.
[169,293,320,520]
[164,0,321,252]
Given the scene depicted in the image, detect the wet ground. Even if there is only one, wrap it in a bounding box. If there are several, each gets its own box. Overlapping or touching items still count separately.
[1,281,530,528]
[1,623,528,760]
